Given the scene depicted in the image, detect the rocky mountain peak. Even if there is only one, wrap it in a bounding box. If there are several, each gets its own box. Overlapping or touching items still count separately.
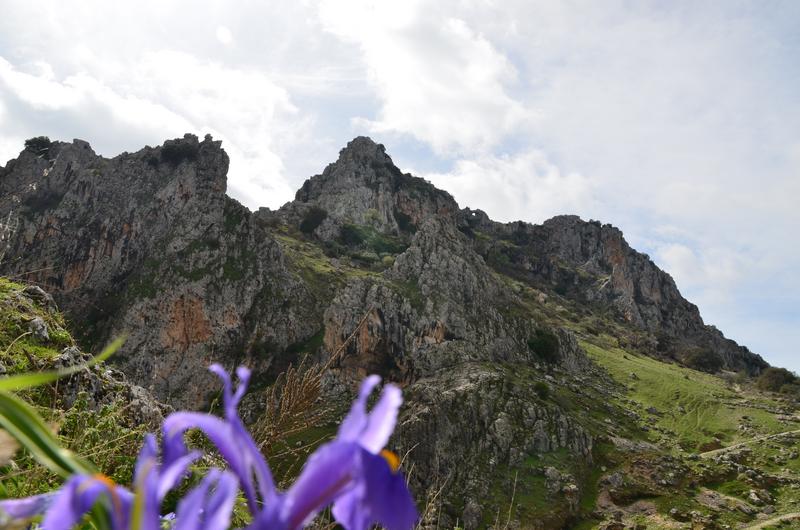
[289,136,458,238]
[334,135,393,165]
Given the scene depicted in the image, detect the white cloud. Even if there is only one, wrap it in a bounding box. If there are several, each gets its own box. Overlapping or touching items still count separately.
[317,0,531,155]
[0,52,304,209]
[215,26,233,46]
[422,150,596,223]
[654,243,745,306]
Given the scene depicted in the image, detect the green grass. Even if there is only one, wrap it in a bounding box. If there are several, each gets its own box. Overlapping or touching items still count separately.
[337,223,408,255]
[0,277,151,503]
[583,340,788,452]
[275,231,382,300]
[0,278,75,374]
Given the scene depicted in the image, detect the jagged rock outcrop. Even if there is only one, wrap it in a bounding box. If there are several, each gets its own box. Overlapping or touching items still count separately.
[0,134,318,407]
[290,136,459,238]
[397,364,593,530]
[459,210,767,374]
[322,217,590,381]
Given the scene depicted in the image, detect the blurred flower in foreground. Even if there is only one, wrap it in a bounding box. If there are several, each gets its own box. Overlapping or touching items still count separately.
[0,366,418,530]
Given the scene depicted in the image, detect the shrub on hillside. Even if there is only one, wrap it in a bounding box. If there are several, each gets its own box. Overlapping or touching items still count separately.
[299,206,328,234]
[24,136,52,155]
[160,139,199,165]
[681,347,724,373]
[533,381,550,399]
[527,328,560,364]
[756,367,798,392]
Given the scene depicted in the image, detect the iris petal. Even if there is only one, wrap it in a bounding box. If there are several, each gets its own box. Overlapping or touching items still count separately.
[253,441,360,530]
[330,449,418,530]
[337,375,381,442]
[361,451,418,530]
[359,385,402,454]
[41,475,133,530]
[201,470,239,530]
[162,365,276,513]
[173,468,237,530]
[173,472,211,530]
[0,493,54,519]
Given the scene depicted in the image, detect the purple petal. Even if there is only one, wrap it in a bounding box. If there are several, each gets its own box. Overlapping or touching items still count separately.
[257,441,360,530]
[163,412,256,504]
[135,433,159,483]
[41,475,133,530]
[233,366,251,408]
[337,375,381,442]
[332,450,418,530]
[230,415,275,505]
[359,385,402,454]
[158,450,201,500]
[163,408,274,512]
[174,469,238,530]
[330,484,369,530]
[173,472,211,530]
[361,452,418,530]
[201,470,239,530]
[207,364,276,504]
[0,492,54,519]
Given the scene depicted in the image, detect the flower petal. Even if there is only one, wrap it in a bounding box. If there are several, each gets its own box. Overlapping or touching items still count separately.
[0,493,54,520]
[201,470,239,530]
[208,364,276,503]
[255,441,360,530]
[41,475,133,530]
[174,469,239,530]
[157,450,201,501]
[337,375,381,442]
[359,384,402,454]
[331,450,418,530]
[133,433,164,530]
[362,451,418,530]
[173,472,211,530]
[330,484,369,530]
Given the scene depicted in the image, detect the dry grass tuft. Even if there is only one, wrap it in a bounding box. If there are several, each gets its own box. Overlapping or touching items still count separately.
[250,309,374,482]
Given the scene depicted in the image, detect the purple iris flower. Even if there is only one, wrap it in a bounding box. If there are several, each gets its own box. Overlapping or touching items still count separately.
[171,468,239,530]
[0,366,418,530]
[251,374,418,530]
[167,366,418,530]
[162,365,276,515]
[0,434,201,529]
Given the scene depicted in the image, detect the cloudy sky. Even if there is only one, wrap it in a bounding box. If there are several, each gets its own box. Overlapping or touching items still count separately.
[1,1,798,370]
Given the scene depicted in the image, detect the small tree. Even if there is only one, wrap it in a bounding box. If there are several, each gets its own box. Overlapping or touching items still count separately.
[756,367,797,392]
[299,207,328,234]
[24,136,52,155]
[533,381,550,399]
[160,139,199,165]
[527,329,560,364]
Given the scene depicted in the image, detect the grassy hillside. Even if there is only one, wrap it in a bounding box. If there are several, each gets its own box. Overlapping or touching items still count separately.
[574,335,800,529]
[0,278,150,499]
[583,339,793,452]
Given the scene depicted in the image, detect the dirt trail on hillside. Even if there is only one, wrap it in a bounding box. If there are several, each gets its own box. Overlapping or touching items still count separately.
[700,429,800,459]
[741,511,800,529]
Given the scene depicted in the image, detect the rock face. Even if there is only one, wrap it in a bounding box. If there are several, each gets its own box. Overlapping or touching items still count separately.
[292,137,459,237]
[0,277,168,427]
[459,210,766,373]
[0,134,316,407]
[0,134,769,527]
